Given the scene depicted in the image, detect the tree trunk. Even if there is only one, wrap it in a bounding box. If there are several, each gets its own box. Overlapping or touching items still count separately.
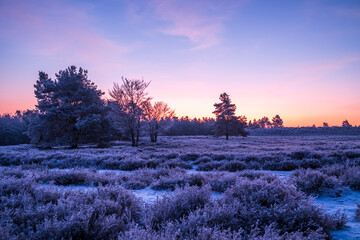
[150,134,156,142]
[154,133,158,142]
[135,124,140,146]
[131,131,135,147]
[226,132,229,140]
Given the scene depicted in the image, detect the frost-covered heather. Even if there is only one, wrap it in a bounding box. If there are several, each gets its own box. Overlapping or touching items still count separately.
[0,176,142,239]
[0,167,346,239]
[288,165,360,196]
[1,136,359,239]
[1,136,360,172]
[356,203,360,221]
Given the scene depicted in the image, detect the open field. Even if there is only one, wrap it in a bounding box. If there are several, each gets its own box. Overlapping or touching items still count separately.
[1,136,360,239]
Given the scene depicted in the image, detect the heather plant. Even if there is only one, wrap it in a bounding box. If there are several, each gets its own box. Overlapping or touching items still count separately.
[356,203,360,221]
[338,166,360,191]
[0,175,143,240]
[146,185,211,230]
[222,178,344,236]
[180,153,201,161]
[197,161,223,171]
[193,156,213,164]
[151,172,208,191]
[288,169,341,196]
[277,160,299,171]
[299,158,322,169]
[209,174,237,192]
[160,158,193,169]
[217,160,246,172]
[149,178,344,239]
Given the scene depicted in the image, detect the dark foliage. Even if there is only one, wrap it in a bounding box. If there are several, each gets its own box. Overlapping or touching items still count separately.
[213,93,248,139]
[164,117,215,136]
[0,113,29,145]
[28,66,113,148]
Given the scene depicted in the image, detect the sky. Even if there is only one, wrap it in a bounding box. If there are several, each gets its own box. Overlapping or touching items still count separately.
[0,0,359,127]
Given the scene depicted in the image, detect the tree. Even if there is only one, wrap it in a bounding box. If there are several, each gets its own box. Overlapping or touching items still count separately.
[259,117,271,128]
[144,101,175,142]
[323,122,329,127]
[271,114,284,128]
[28,66,112,148]
[109,77,151,146]
[249,119,260,129]
[342,119,352,127]
[212,93,248,140]
[0,112,29,146]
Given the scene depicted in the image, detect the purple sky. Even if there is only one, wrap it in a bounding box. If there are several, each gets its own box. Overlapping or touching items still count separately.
[0,0,359,126]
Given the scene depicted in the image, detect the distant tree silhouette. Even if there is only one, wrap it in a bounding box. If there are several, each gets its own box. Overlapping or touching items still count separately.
[271,114,284,128]
[0,112,29,145]
[248,117,271,129]
[144,101,175,142]
[28,66,112,148]
[259,117,271,128]
[109,77,151,146]
[342,119,352,127]
[164,117,215,136]
[323,122,329,127]
[248,119,260,129]
[213,93,248,140]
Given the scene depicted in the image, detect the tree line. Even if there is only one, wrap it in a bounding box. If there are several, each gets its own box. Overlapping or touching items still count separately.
[0,66,355,147]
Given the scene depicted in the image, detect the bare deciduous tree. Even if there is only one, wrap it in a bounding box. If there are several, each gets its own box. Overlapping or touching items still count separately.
[109,77,151,146]
[144,101,175,142]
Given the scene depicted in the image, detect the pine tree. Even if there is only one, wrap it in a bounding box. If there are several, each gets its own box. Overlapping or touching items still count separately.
[213,93,248,140]
[271,114,284,128]
[342,119,352,127]
[28,66,112,148]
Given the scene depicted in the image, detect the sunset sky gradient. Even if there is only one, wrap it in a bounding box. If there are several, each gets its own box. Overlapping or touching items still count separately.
[0,0,359,126]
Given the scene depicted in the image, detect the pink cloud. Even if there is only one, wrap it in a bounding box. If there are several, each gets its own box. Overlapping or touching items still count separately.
[151,0,242,50]
[0,0,132,69]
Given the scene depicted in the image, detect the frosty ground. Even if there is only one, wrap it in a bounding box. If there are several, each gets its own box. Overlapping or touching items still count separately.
[1,135,360,239]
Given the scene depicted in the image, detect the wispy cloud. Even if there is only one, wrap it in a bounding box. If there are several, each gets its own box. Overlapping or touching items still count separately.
[0,0,131,68]
[151,0,242,50]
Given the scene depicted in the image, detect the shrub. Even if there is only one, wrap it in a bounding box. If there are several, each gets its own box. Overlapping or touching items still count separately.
[300,159,322,169]
[151,173,208,191]
[118,159,147,170]
[217,160,246,172]
[160,159,192,169]
[146,185,211,230]
[165,153,178,159]
[193,156,213,165]
[197,161,223,171]
[167,177,344,239]
[355,203,360,221]
[288,169,341,196]
[278,160,298,171]
[290,151,310,160]
[180,153,200,161]
[340,166,360,191]
[209,174,237,193]
[101,158,120,169]
[344,150,360,159]
[211,154,227,161]
[0,173,143,240]
[222,178,344,236]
